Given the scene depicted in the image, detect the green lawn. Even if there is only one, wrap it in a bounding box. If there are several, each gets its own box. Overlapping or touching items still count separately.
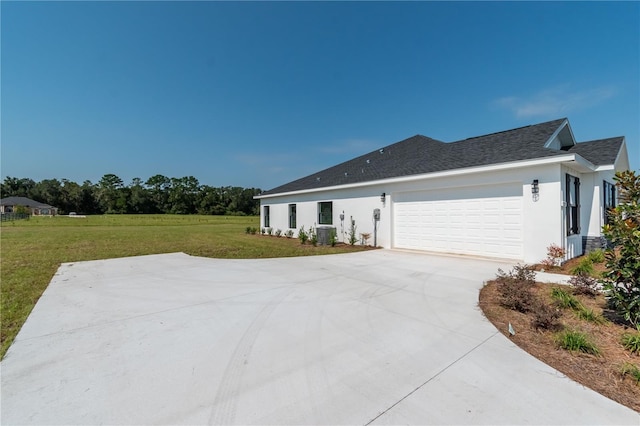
[0,214,366,358]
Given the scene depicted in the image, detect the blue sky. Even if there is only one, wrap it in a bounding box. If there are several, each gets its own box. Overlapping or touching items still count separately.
[2,1,638,190]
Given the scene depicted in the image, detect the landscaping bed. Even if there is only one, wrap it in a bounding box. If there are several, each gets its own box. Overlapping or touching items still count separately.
[480,278,640,412]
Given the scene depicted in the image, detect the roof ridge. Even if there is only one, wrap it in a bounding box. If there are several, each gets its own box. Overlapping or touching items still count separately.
[455,118,566,143]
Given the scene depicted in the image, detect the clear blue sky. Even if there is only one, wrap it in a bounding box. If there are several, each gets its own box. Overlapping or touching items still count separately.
[2,1,638,190]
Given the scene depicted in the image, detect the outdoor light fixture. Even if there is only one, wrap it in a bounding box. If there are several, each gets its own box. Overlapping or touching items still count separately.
[532,179,539,194]
[380,192,386,203]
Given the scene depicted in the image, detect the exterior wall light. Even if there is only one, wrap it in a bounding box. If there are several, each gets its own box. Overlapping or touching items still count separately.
[380,192,386,203]
[532,180,539,194]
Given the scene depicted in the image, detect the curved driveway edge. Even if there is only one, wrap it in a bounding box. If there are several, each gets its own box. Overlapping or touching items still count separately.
[2,250,638,425]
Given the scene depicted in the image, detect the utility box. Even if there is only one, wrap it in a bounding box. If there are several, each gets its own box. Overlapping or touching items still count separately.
[316,226,336,245]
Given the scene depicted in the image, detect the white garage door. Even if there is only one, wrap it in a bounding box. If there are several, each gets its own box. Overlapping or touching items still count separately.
[393,183,523,259]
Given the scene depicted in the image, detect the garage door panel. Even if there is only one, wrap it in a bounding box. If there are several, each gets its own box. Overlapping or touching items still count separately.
[394,185,523,259]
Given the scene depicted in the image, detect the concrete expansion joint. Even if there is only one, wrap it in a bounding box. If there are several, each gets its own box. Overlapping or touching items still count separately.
[364,331,500,425]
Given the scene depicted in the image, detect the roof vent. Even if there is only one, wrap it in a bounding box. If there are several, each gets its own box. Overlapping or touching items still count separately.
[316,177,321,181]
[379,149,384,154]
[366,159,370,164]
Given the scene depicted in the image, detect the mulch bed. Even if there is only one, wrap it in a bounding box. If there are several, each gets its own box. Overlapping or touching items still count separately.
[479,281,640,412]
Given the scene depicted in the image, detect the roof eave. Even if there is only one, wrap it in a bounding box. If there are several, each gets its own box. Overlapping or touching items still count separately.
[255,154,584,199]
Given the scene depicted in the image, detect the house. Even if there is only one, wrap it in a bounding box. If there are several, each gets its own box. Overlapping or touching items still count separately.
[255,118,630,263]
[0,197,58,216]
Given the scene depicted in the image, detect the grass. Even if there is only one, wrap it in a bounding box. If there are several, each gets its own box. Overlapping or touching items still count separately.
[0,214,370,359]
[620,363,640,384]
[621,328,640,355]
[551,287,581,309]
[555,329,600,355]
[570,257,595,276]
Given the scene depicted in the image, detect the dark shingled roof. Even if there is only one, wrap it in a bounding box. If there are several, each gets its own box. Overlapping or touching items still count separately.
[261,118,623,196]
[0,196,54,208]
[566,137,624,166]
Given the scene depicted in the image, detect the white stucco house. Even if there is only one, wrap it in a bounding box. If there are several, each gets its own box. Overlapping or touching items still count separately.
[256,118,630,263]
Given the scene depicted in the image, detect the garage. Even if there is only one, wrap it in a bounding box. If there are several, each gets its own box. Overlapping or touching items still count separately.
[393,183,523,260]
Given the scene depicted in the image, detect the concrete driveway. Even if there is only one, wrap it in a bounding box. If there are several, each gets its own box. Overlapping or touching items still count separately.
[1,250,638,425]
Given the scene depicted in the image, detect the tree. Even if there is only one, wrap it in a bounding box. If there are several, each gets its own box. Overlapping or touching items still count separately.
[97,174,126,213]
[145,174,170,213]
[601,170,640,327]
[128,178,151,213]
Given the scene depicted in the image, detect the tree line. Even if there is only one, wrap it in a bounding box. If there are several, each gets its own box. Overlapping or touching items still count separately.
[0,174,262,216]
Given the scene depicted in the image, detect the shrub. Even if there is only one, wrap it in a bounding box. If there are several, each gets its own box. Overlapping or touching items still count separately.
[250,227,258,235]
[530,298,562,330]
[284,229,294,238]
[245,226,252,234]
[495,265,536,313]
[619,362,640,384]
[360,232,371,246]
[274,229,282,237]
[569,274,600,297]
[298,226,308,245]
[587,249,605,264]
[621,327,640,355]
[309,227,318,246]
[496,264,536,285]
[600,170,640,327]
[348,218,358,246]
[329,228,337,247]
[551,287,581,310]
[570,257,595,276]
[555,329,600,355]
[541,244,566,269]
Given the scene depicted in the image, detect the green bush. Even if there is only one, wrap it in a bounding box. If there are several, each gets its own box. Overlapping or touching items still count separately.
[329,228,337,247]
[551,287,581,310]
[308,227,318,246]
[587,249,605,264]
[298,226,308,244]
[348,218,358,246]
[555,329,600,355]
[601,170,640,327]
[245,226,252,234]
[570,257,595,276]
[621,327,640,355]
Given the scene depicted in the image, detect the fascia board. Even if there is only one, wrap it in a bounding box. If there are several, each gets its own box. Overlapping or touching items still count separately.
[543,118,570,148]
[255,154,582,200]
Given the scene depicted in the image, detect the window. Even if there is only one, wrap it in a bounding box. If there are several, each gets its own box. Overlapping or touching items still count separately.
[318,202,333,225]
[264,206,270,228]
[565,174,580,235]
[288,204,297,228]
[603,180,616,225]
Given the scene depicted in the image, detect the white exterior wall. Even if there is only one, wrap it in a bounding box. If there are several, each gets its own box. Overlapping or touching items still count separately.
[260,185,390,245]
[260,163,573,263]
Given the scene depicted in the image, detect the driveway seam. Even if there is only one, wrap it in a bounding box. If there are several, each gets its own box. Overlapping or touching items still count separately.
[364,330,500,425]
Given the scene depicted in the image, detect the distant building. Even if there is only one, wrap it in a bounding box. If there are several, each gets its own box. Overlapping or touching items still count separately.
[0,197,58,216]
